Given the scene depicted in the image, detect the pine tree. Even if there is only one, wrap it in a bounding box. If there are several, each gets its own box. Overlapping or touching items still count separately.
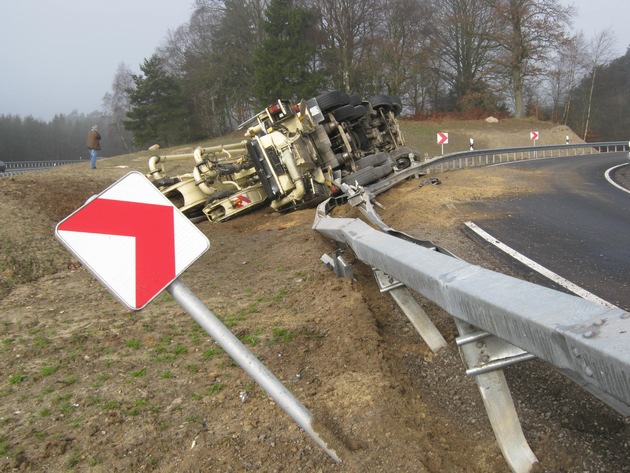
[253,0,324,106]
[124,55,192,148]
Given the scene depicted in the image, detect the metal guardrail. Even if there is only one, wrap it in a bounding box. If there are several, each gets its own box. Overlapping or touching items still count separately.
[2,160,83,170]
[418,141,630,173]
[313,185,630,472]
[0,160,84,177]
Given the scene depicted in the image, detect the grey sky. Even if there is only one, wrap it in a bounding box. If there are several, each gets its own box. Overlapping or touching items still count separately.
[0,1,193,121]
[0,0,628,121]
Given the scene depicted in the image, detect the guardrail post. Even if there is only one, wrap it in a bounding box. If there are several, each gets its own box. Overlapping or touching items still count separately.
[373,269,447,353]
[455,320,538,473]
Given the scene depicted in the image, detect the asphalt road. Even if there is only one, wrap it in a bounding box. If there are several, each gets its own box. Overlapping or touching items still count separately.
[467,152,630,311]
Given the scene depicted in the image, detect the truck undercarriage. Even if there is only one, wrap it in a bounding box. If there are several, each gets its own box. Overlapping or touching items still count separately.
[147,91,425,222]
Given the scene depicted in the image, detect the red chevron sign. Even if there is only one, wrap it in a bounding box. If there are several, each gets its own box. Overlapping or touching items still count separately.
[437,132,449,145]
[55,172,209,310]
[530,131,539,140]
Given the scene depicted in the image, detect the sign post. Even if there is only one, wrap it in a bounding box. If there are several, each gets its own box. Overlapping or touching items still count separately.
[530,131,539,158]
[437,132,449,155]
[55,171,340,462]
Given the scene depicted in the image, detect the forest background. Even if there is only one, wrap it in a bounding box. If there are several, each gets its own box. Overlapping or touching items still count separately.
[1,0,628,163]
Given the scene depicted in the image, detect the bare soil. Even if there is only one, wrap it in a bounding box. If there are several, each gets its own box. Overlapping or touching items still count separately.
[1,122,628,472]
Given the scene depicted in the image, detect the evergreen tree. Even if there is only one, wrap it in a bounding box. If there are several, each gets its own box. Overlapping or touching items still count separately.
[253,0,324,106]
[124,55,192,148]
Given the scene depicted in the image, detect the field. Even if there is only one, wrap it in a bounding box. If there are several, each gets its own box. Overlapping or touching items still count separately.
[0,119,628,472]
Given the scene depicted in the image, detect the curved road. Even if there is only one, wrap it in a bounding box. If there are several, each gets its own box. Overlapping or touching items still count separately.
[467,152,630,310]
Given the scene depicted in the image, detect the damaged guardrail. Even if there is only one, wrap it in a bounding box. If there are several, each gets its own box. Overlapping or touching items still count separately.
[313,186,630,473]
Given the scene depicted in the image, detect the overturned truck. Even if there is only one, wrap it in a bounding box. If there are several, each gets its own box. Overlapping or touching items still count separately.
[147,91,425,222]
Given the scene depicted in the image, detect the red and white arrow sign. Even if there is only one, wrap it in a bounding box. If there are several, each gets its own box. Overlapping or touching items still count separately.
[437,132,449,145]
[530,131,539,140]
[55,172,209,310]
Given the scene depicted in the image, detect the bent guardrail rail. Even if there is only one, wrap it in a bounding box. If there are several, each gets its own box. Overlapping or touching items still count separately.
[312,188,630,473]
[418,141,630,173]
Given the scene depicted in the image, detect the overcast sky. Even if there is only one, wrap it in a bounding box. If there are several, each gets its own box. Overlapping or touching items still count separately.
[0,0,628,121]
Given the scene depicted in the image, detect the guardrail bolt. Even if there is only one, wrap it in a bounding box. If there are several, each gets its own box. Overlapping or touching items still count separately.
[583,330,595,339]
[593,319,606,327]
[585,367,594,377]
[621,313,630,320]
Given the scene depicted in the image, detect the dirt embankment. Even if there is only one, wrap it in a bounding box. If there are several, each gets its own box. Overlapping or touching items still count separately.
[0,121,628,472]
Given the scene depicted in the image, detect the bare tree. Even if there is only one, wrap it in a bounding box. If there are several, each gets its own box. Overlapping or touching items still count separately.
[311,0,381,92]
[430,0,502,111]
[551,33,586,124]
[102,62,134,152]
[582,29,616,139]
[487,0,573,118]
[374,0,434,104]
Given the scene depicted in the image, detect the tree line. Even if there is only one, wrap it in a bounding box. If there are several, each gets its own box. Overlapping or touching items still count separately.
[2,0,628,163]
[112,0,627,148]
[0,111,132,164]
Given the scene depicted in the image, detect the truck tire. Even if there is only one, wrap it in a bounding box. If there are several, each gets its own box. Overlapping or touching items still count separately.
[349,93,363,106]
[390,96,403,116]
[333,104,367,122]
[390,146,418,169]
[369,94,394,113]
[370,95,403,115]
[356,152,390,169]
[341,161,393,186]
[316,91,350,113]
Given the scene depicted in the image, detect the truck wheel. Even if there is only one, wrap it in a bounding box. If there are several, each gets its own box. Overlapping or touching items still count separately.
[349,93,363,105]
[369,94,393,113]
[333,104,367,122]
[316,91,350,113]
[390,96,403,116]
[341,161,393,186]
[390,147,418,169]
[356,152,390,169]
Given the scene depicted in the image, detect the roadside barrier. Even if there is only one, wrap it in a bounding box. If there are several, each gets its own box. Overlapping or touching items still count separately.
[418,141,630,173]
[313,185,630,473]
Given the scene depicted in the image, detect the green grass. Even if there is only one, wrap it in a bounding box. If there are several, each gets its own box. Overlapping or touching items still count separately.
[202,347,224,360]
[130,368,147,378]
[41,365,59,376]
[125,339,141,349]
[32,335,51,349]
[102,400,120,410]
[0,435,22,458]
[271,327,297,343]
[128,399,149,416]
[207,383,224,396]
[8,374,26,385]
[61,375,78,385]
[172,344,188,355]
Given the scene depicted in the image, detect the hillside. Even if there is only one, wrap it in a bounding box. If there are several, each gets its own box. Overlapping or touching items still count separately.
[0,118,627,472]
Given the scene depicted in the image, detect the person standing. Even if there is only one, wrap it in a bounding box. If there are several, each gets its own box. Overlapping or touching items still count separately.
[86,125,101,169]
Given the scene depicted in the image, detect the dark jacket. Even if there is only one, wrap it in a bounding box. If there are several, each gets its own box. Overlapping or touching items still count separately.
[87,130,101,150]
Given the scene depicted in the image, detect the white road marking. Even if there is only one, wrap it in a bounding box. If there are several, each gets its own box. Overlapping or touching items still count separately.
[465,221,619,309]
[604,163,630,194]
